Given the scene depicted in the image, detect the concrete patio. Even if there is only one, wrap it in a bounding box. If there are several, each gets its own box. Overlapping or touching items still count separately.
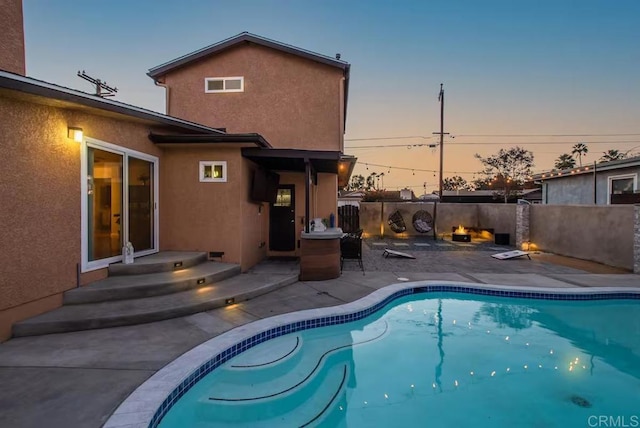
[0,243,637,428]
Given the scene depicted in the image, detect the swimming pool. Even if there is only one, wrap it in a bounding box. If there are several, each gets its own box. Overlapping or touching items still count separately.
[104,282,640,428]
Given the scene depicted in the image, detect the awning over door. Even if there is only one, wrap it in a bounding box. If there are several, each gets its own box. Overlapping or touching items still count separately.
[241,148,356,232]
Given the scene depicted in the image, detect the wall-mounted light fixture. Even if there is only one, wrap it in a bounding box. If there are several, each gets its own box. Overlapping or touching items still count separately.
[68,127,83,142]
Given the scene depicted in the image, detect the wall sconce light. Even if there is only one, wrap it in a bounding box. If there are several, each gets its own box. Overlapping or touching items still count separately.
[68,127,83,142]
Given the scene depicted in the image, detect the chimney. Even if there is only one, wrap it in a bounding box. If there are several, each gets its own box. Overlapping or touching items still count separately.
[0,0,26,75]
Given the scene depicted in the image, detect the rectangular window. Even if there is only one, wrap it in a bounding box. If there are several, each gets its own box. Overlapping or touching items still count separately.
[274,189,292,207]
[199,161,227,182]
[205,77,244,93]
[611,177,634,194]
[607,173,637,204]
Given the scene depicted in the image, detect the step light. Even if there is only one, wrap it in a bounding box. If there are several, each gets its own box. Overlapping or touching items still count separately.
[225,298,235,305]
[174,262,183,268]
[197,278,205,285]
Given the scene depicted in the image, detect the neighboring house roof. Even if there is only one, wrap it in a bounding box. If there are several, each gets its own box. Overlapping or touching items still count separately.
[147,32,351,128]
[441,189,540,197]
[0,70,226,134]
[532,155,640,181]
[338,190,365,199]
[418,193,439,200]
[364,190,416,201]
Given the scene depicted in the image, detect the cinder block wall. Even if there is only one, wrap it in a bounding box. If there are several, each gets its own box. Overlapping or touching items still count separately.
[359,202,516,242]
[530,205,634,270]
[359,203,635,270]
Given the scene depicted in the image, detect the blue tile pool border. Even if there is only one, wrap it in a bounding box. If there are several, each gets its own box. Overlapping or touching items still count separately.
[146,283,640,428]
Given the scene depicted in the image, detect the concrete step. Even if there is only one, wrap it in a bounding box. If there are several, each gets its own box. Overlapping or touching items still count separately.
[13,273,299,337]
[108,251,208,276]
[64,262,240,304]
[194,352,349,426]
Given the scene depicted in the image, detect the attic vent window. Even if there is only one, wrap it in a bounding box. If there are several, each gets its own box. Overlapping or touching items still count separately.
[205,77,244,93]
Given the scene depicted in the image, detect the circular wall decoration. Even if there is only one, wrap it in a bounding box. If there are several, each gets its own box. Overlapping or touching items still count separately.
[412,210,433,233]
[387,210,407,233]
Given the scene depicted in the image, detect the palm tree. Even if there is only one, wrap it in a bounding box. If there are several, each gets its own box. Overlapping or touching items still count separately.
[599,149,626,163]
[554,153,576,170]
[571,143,588,166]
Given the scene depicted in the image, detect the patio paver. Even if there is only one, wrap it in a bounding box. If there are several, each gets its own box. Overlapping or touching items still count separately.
[0,248,636,428]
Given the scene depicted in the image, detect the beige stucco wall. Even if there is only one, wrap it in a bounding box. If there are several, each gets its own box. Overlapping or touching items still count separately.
[0,95,164,340]
[0,0,25,75]
[314,173,338,222]
[240,161,268,270]
[530,205,634,270]
[160,148,244,265]
[161,43,344,151]
[359,202,516,241]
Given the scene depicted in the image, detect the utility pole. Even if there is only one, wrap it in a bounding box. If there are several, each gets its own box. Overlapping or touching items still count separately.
[77,70,118,98]
[433,84,449,199]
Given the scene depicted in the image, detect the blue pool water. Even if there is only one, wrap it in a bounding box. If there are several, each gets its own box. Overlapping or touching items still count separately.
[159,293,640,427]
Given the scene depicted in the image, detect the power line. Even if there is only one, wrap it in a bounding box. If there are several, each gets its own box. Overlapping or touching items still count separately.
[356,162,479,175]
[454,133,640,137]
[345,140,640,149]
[345,133,640,141]
[345,135,433,141]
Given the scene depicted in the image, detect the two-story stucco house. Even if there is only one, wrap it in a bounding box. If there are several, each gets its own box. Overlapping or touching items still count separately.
[145,32,354,259]
[0,0,354,340]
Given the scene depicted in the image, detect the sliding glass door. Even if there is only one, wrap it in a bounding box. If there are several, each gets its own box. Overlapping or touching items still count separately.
[128,156,155,252]
[83,140,158,271]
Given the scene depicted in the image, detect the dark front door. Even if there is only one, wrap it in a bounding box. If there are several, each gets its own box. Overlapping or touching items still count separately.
[269,185,295,251]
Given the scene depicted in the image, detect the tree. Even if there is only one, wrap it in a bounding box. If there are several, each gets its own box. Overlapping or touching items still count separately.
[554,153,576,170]
[599,149,626,163]
[346,174,365,191]
[365,172,384,191]
[442,175,470,191]
[571,143,588,167]
[474,147,534,203]
[471,176,493,190]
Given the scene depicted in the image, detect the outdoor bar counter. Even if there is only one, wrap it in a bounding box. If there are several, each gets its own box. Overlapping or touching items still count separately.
[299,228,343,281]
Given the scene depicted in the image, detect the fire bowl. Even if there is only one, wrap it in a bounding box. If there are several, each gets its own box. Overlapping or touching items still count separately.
[452,233,471,242]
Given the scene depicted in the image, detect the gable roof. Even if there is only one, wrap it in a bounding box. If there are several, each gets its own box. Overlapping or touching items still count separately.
[147,32,351,128]
[0,70,226,134]
[147,32,350,78]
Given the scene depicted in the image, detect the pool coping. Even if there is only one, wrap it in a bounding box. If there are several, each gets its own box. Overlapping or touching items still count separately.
[102,280,640,428]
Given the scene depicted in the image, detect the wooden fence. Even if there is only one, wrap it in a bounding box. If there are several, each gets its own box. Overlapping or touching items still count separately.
[338,205,359,233]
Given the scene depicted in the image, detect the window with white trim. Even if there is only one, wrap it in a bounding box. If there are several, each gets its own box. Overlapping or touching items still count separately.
[204,77,244,93]
[199,161,227,182]
[607,173,637,204]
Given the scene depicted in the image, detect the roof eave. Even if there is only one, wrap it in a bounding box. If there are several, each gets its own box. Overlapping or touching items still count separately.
[0,70,226,135]
[148,32,350,80]
[148,133,271,148]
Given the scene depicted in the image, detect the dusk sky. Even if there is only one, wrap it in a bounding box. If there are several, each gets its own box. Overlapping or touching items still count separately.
[23,0,640,194]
